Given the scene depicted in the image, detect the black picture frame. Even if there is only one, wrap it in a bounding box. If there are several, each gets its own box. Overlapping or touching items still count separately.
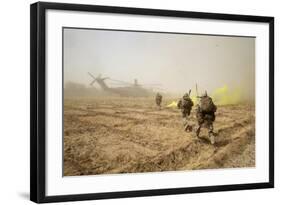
[30,1,274,203]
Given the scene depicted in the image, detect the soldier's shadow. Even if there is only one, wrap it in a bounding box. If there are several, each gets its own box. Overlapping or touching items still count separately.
[196,135,212,144]
[213,132,231,147]
[196,132,230,147]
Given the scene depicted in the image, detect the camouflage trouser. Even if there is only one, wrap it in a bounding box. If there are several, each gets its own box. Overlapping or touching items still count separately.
[181,108,191,118]
[182,108,192,131]
[156,99,162,107]
[196,111,215,144]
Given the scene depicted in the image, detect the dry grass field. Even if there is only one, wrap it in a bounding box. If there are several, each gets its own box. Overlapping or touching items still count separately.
[63,97,255,176]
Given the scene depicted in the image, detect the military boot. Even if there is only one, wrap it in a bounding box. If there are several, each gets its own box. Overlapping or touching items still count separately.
[209,132,215,144]
[184,124,192,132]
[196,126,201,137]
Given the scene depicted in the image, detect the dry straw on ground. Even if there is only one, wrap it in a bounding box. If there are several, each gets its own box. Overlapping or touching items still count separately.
[64,97,255,176]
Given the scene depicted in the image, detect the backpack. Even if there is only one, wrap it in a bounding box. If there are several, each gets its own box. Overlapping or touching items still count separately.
[200,96,216,113]
[182,98,193,109]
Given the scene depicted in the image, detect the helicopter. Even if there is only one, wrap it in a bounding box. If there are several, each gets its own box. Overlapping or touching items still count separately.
[88,72,162,97]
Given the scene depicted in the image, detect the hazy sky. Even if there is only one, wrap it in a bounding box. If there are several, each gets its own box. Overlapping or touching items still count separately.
[64,28,255,96]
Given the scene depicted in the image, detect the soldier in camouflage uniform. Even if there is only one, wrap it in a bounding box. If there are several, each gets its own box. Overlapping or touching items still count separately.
[177,91,194,131]
[155,93,163,110]
[196,92,217,144]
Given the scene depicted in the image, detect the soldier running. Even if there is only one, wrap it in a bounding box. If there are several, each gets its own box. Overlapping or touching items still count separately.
[196,91,217,144]
[177,90,194,132]
[155,93,163,110]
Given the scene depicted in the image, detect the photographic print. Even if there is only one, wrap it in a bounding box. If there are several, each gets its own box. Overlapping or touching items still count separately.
[63,28,255,176]
[31,2,273,202]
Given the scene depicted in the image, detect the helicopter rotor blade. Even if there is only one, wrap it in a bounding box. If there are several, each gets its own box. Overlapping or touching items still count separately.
[90,79,96,86]
[88,72,96,79]
[140,83,162,86]
[108,78,133,85]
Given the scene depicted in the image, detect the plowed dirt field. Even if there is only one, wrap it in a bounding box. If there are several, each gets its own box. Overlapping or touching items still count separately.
[64,97,255,176]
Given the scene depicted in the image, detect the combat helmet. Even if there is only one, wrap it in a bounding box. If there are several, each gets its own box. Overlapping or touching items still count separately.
[183,89,191,99]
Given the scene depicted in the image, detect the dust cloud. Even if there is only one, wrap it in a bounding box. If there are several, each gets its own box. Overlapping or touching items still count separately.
[64,28,255,104]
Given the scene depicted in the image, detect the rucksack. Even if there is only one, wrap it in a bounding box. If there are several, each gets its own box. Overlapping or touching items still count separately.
[182,98,193,109]
[200,96,216,113]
